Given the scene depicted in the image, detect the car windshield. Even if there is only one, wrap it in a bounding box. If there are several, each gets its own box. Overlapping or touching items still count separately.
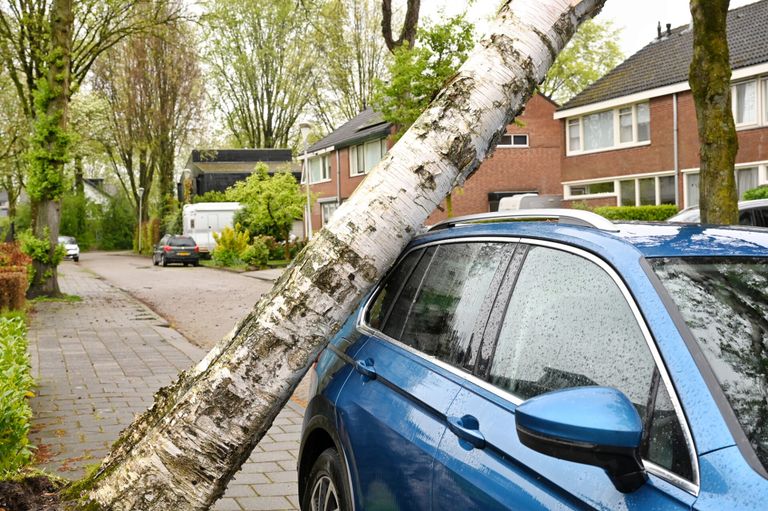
[58,236,76,244]
[169,237,195,247]
[651,256,768,472]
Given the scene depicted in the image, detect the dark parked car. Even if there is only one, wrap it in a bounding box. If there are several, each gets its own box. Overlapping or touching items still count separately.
[668,198,768,226]
[152,235,199,267]
[299,209,768,511]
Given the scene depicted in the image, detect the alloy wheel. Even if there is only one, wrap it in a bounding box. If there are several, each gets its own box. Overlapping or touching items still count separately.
[309,475,340,511]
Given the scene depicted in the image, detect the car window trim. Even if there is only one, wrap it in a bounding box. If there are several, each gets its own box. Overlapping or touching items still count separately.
[642,256,768,481]
[360,236,700,497]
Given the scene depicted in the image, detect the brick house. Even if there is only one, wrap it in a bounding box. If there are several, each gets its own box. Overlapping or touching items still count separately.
[300,94,563,233]
[557,0,768,209]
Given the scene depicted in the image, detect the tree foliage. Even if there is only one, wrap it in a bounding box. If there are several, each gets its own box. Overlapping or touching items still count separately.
[310,0,389,131]
[203,0,318,148]
[372,13,474,136]
[227,163,305,242]
[538,19,623,105]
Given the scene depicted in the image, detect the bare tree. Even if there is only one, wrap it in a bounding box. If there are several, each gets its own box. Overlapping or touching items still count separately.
[69,1,607,508]
[690,0,738,224]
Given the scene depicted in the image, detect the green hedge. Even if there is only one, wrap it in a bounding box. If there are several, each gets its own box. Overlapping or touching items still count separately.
[743,185,768,201]
[0,312,33,476]
[592,205,679,221]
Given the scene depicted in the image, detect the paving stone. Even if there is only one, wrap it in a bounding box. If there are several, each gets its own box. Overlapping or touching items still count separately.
[28,263,306,509]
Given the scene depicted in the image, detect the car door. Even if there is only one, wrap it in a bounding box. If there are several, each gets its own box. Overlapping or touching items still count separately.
[335,240,516,511]
[154,235,168,261]
[433,242,697,510]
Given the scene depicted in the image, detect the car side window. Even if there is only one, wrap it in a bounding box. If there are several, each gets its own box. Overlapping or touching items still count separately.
[367,242,514,373]
[753,207,768,227]
[488,245,693,481]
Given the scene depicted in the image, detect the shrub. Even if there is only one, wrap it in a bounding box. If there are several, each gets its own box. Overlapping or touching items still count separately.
[242,237,270,267]
[592,205,679,221]
[743,185,768,201]
[212,223,250,267]
[0,312,33,476]
[99,196,136,250]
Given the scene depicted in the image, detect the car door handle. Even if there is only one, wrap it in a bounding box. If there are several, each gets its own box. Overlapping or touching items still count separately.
[355,359,377,379]
[447,415,486,449]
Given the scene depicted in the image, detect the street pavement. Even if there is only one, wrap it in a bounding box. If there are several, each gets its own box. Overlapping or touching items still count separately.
[28,261,304,510]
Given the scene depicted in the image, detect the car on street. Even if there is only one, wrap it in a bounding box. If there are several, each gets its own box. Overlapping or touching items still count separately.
[667,198,768,226]
[57,235,79,262]
[152,235,199,267]
[299,209,768,510]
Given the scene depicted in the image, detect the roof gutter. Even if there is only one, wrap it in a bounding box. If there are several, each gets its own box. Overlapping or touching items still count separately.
[298,146,335,161]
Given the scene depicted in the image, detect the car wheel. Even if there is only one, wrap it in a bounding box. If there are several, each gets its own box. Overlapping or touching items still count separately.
[193,260,199,267]
[153,255,158,266]
[161,254,168,267]
[301,448,351,511]
[73,256,79,262]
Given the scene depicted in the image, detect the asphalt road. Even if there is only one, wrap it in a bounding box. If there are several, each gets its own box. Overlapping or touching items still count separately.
[75,251,277,349]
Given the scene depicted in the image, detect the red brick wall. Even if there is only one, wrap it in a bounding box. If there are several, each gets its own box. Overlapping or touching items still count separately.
[562,90,768,207]
[428,94,563,223]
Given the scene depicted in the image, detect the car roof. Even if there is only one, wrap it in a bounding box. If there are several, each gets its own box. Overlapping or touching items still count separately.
[415,214,768,259]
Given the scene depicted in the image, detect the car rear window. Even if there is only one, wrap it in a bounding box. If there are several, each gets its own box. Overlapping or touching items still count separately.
[169,237,195,247]
[651,256,768,473]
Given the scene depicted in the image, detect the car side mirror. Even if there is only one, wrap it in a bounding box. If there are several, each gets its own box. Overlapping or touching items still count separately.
[515,386,647,493]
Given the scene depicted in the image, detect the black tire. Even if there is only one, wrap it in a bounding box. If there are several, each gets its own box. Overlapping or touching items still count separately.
[153,255,159,266]
[73,256,79,262]
[161,254,168,267]
[301,448,351,511]
[193,260,199,267]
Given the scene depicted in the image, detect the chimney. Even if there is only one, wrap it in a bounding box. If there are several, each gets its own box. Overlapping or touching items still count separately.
[666,23,672,37]
[657,21,662,39]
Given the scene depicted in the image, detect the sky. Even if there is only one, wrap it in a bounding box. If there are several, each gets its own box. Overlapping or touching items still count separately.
[423,0,759,58]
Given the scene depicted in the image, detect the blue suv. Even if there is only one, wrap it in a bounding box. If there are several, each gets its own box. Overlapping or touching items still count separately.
[298,210,768,510]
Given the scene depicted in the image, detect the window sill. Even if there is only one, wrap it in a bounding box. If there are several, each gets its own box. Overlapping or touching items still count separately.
[566,140,651,157]
[564,192,617,201]
[498,145,530,149]
[303,178,332,185]
[349,172,368,178]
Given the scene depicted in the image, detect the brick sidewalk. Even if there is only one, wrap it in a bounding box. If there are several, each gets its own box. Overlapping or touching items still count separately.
[28,263,303,510]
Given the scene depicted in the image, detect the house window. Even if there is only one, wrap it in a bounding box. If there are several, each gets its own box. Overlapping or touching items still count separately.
[570,173,677,206]
[763,79,768,123]
[567,102,651,155]
[350,138,387,176]
[568,119,580,152]
[320,200,339,225]
[732,80,757,126]
[737,167,759,198]
[308,154,331,183]
[499,134,529,147]
[569,181,614,196]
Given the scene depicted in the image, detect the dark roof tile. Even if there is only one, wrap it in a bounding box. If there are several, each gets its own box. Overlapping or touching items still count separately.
[561,0,768,110]
[306,108,391,153]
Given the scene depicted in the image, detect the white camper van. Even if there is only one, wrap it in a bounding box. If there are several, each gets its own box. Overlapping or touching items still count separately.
[182,202,242,256]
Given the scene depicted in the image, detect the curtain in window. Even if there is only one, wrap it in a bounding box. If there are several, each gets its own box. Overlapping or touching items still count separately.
[636,103,650,141]
[735,82,757,124]
[309,158,323,183]
[568,120,580,151]
[583,111,613,151]
[619,108,633,143]
[365,140,382,171]
[737,167,758,198]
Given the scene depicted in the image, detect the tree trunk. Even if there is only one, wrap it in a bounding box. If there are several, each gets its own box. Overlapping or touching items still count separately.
[158,135,175,223]
[382,0,420,52]
[25,0,73,297]
[79,1,605,508]
[27,199,62,298]
[74,154,86,237]
[690,0,738,224]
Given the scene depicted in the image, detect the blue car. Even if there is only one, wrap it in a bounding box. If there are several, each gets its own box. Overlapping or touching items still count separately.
[298,209,768,510]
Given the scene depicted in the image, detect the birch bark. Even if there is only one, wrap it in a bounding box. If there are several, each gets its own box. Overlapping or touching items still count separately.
[80,0,606,508]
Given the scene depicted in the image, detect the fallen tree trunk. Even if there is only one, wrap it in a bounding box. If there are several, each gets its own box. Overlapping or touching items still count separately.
[78,1,606,508]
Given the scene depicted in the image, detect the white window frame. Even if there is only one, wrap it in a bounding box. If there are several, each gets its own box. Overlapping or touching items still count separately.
[683,162,768,207]
[565,102,652,156]
[306,154,331,184]
[319,199,339,226]
[349,138,387,177]
[498,133,529,148]
[732,79,758,128]
[564,171,676,205]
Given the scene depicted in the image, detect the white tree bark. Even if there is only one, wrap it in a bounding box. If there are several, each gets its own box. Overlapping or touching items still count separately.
[81,0,606,508]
